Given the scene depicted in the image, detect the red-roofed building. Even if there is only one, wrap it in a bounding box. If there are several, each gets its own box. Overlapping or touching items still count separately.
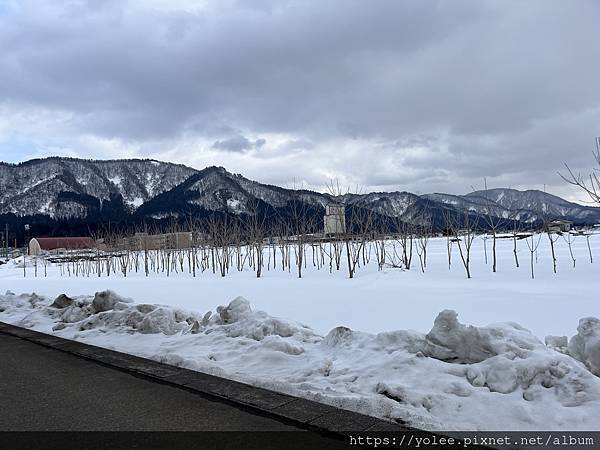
[29,237,96,255]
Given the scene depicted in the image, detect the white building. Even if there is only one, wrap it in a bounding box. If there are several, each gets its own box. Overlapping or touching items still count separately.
[324,203,346,235]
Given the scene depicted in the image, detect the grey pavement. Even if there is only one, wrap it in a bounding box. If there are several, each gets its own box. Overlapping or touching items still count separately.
[0,333,305,431]
[0,332,354,449]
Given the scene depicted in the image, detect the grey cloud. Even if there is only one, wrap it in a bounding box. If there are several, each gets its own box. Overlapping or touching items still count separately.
[212,135,252,152]
[212,135,266,152]
[1,0,599,198]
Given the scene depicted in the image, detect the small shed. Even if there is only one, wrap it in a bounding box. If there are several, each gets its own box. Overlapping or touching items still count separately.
[29,237,96,256]
[121,232,193,251]
[546,220,572,233]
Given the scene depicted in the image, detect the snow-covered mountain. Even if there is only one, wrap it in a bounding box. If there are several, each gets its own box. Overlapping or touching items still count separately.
[424,188,600,224]
[466,188,600,223]
[137,166,329,220]
[1,158,600,235]
[0,158,196,219]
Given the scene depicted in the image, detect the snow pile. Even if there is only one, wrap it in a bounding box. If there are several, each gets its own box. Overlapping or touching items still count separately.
[0,290,46,314]
[212,296,319,345]
[16,290,196,336]
[2,291,316,345]
[567,317,600,377]
[1,291,600,431]
[424,310,543,363]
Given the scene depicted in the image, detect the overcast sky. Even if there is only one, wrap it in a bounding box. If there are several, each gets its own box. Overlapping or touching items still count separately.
[1,0,599,201]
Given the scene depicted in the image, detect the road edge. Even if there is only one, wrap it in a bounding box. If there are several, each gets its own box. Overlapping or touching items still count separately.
[0,321,412,436]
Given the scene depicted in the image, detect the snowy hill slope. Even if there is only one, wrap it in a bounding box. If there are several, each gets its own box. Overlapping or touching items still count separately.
[425,188,600,224]
[137,166,329,219]
[0,158,196,218]
[466,188,600,223]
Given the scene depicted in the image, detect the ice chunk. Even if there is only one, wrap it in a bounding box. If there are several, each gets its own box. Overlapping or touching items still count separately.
[216,296,251,323]
[50,294,73,309]
[92,290,131,313]
[425,310,494,363]
[138,307,180,335]
[323,326,354,347]
[189,320,201,334]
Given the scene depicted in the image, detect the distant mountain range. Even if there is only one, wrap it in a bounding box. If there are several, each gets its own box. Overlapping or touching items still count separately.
[1,157,599,240]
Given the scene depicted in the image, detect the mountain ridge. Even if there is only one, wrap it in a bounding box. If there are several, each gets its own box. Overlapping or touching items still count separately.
[1,157,599,241]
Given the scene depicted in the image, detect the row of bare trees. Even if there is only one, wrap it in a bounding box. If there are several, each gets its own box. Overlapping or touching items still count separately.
[20,208,597,281]
[21,208,443,280]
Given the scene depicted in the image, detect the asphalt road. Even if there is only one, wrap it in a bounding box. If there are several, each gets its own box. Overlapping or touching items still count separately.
[0,333,348,448]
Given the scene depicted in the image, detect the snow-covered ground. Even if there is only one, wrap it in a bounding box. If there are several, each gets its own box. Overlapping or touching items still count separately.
[1,235,599,430]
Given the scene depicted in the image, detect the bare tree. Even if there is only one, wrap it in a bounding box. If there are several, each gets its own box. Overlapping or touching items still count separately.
[286,184,315,279]
[508,211,526,268]
[560,137,600,204]
[415,213,432,273]
[442,209,454,270]
[525,231,543,279]
[450,209,478,279]
[344,202,373,279]
[547,230,559,274]
[562,231,577,268]
[387,214,414,270]
[245,198,267,278]
[476,178,503,272]
[373,223,388,271]
[586,230,594,264]
[481,234,489,265]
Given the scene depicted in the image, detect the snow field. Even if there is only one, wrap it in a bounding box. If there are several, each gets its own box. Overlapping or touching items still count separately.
[1,234,598,339]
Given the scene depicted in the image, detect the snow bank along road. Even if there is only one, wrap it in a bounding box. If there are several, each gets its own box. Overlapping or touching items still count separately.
[1,287,598,432]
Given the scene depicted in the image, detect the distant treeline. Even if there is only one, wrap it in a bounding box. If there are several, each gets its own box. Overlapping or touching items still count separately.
[1,200,532,246]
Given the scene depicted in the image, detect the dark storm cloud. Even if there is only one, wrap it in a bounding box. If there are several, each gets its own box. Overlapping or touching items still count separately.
[212,135,251,152]
[1,0,599,197]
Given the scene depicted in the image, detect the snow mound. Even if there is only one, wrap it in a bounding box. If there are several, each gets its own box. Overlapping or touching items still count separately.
[209,296,319,344]
[425,309,543,363]
[568,317,600,376]
[0,291,43,314]
[0,290,194,336]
